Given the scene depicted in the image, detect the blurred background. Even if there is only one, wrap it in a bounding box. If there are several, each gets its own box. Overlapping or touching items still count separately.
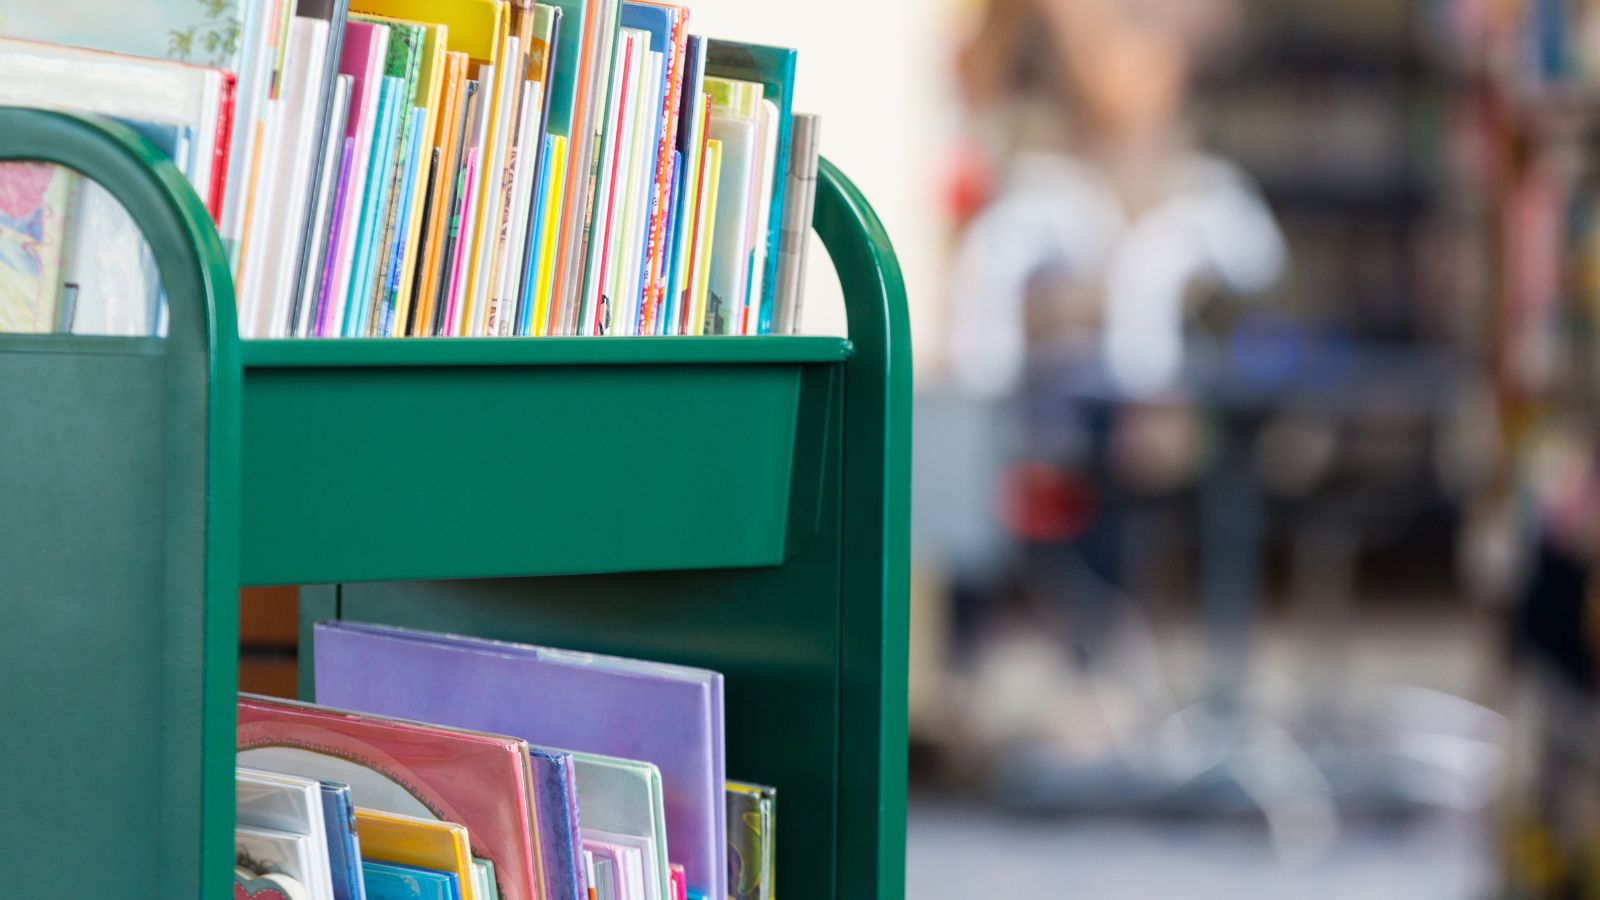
[235,0,1600,896]
[762,0,1600,895]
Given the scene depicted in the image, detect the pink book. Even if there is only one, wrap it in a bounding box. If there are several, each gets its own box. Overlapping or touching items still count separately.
[590,33,636,334]
[319,21,389,336]
[237,695,544,900]
[443,146,482,336]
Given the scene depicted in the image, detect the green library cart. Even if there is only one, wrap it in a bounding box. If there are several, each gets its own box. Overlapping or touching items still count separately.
[0,108,909,900]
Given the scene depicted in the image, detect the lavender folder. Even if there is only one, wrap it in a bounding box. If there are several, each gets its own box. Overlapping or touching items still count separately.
[313,621,727,900]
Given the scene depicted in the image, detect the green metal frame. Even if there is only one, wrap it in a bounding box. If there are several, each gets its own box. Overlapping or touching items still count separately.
[0,109,240,897]
[0,110,908,900]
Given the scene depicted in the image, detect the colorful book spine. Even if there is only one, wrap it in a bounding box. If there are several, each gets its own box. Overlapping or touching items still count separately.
[345,73,405,335]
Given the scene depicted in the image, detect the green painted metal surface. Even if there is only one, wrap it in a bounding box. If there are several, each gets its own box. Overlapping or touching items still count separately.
[240,345,829,584]
[0,111,240,899]
[295,160,911,900]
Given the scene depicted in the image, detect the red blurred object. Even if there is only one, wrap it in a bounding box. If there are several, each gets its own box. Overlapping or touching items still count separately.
[994,461,1100,542]
[945,141,996,225]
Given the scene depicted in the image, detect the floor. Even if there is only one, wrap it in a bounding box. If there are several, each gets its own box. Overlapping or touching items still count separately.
[906,797,1495,899]
[905,601,1506,898]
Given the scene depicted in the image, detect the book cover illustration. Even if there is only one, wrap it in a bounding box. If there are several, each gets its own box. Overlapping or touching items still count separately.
[238,694,541,900]
[0,162,72,333]
[362,859,461,900]
[236,824,329,900]
[724,783,774,900]
[236,868,313,900]
[236,767,338,900]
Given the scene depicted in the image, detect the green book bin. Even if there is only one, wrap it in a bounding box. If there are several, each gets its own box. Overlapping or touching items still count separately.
[0,108,909,900]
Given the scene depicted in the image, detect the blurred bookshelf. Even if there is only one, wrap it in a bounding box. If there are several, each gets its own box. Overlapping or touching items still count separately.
[1201,3,1600,894]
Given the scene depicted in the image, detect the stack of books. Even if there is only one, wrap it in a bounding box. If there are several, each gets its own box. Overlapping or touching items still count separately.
[0,0,822,339]
[234,622,775,900]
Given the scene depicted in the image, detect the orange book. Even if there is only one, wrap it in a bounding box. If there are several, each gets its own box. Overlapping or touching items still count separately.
[548,0,608,334]
[411,51,470,335]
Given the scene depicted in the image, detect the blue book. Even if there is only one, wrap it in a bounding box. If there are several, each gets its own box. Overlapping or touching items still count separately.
[512,6,562,334]
[319,782,367,900]
[621,1,678,330]
[704,40,796,335]
[345,74,405,335]
[379,106,428,335]
[663,34,706,332]
[362,859,460,900]
[527,746,587,900]
[655,150,684,334]
[517,133,558,336]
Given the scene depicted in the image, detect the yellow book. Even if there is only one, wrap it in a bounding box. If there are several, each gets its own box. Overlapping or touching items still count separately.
[689,138,723,337]
[531,134,569,335]
[350,0,504,64]
[355,808,479,900]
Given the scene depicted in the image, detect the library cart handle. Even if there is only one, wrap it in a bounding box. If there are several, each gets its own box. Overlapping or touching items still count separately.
[0,107,241,896]
[811,158,913,900]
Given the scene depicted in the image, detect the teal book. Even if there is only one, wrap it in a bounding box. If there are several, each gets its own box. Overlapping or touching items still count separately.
[345,73,405,335]
[380,106,428,335]
[352,15,426,335]
[544,0,588,140]
[362,859,461,900]
[704,40,796,335]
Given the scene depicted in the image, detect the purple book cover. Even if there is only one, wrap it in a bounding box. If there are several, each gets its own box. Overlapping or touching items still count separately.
[313,621,727,900]
[315,136,357,335]
[529,746,588,900]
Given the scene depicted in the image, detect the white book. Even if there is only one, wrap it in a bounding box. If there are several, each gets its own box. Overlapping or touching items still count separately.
[603,38,650,335]
[235,828,320,900]
[498,81,546,336]
[447,74,494,337]
[704,113,757,335]
[581,31,637,335]
[237,94,284,337]
[611,34,653,335]
[247,17,331,338]
[468,35,522,337]
[235,768,337,900]
[0,38,226,211]
[220,0,289,265]
[744,98,781,335]
[585,833,653,900]
[295,74,354,337]
[616,50,664,336]
[775,112,820,335]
